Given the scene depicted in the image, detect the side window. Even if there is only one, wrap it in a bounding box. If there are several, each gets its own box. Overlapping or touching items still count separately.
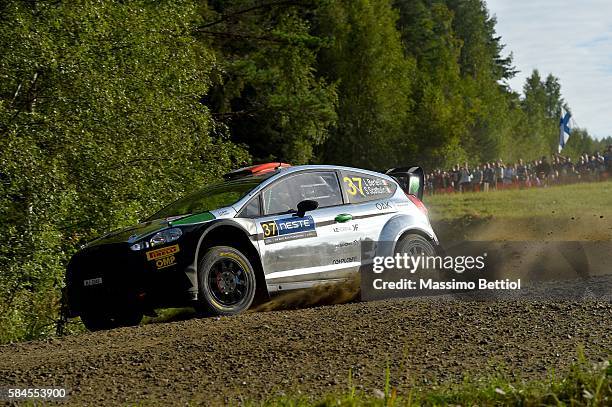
[341,171,397,203]
[238,196,261,218]
[262,172,343,215]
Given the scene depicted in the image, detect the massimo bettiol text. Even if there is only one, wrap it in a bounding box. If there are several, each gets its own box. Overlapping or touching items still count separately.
[370,252,521,292]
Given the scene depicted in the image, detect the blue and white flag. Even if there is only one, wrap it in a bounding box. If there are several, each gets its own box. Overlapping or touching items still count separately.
[558,108,572,153]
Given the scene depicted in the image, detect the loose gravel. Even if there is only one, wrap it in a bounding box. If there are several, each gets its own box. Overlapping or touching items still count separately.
[1,277,611,406]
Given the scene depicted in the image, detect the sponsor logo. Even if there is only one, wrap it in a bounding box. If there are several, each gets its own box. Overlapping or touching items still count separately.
[333,224,359,233]
[260,215,317,244]
[376,201,392,210]
[217,208,231,216]
[83,277,103,287]
[276,217,314,233]
[155,255,177,269]
[332,256,357,265]
[335,240,359,248]
[146,244,180,261]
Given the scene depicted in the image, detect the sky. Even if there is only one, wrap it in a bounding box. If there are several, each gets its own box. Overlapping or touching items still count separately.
[486,0,612,139]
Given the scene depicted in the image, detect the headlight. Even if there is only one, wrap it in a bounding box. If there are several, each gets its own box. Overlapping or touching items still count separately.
[130,228,182,251]
[129,242,146,251]
[150,228,182,247]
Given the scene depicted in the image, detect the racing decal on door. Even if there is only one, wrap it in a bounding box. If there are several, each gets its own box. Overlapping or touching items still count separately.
[260,215,317,245]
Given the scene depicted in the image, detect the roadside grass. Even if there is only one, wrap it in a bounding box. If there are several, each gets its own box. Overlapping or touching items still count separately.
[259,356,611,406]
[246,184,611,407]
[426,181,612,222]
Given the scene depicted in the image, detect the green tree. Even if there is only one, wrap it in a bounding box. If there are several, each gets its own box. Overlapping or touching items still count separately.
[317,0,415,169]
[394,0,470,167]
[0,0,247,342]
[199,0,338,164]
[521,70,567,154]
[0,0,606,344]
[544,73,564,119]
[563,128,594,158]
[445,0,516,81]
[444,0,518,164]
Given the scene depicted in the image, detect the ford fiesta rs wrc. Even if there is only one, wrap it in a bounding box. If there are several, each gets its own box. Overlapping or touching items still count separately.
[65,163,440,330]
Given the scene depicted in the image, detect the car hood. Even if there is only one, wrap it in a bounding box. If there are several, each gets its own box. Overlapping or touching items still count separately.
[85,216,186,248]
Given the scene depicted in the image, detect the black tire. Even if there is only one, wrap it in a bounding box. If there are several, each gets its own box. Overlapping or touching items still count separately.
[80,310,142,331]
[197,246,257,316]
[395,233,445,295]
[395,233,437,257]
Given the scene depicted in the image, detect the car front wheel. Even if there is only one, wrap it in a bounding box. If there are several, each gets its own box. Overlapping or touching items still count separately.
[197,246,256,316]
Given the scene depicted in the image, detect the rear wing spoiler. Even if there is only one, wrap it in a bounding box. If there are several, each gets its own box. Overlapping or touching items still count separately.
[385,167,425,200]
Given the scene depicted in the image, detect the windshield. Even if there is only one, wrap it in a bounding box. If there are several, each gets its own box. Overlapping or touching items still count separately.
[147,176,268,220]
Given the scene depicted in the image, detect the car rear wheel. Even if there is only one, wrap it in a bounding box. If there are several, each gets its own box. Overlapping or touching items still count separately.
[395,233,436,257]
[197,246,256,316]
[80,310,143,331]
[395,233,445,294]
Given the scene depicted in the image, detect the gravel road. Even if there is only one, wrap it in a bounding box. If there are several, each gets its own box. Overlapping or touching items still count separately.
[1,277,611,406]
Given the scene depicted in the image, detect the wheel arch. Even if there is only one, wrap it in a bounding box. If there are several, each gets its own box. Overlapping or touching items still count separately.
[377,214,440,258]
[193,221,268,301]
[397,228,436,244]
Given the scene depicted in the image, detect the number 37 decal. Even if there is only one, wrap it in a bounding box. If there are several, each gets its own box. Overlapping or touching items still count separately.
[343,176,364,196]
[261,221,277,237]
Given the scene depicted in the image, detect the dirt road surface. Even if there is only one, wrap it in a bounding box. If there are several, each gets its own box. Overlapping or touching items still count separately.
[1,277,611,406]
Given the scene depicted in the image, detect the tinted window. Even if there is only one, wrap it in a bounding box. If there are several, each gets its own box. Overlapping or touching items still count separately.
[262,172,343,215]
[239,196,261,218]
[341,171,397,203]
[148,176,267,220]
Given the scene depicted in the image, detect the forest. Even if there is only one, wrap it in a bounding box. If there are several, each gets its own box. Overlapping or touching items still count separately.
[0,0,609,342]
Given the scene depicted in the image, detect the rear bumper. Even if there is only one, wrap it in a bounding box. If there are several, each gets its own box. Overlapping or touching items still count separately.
[65,243,195,317]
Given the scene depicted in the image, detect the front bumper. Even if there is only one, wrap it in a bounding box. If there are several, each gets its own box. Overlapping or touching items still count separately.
[65,242,195,317]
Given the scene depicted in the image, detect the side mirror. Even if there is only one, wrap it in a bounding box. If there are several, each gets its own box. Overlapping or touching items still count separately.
[296,200,318,217]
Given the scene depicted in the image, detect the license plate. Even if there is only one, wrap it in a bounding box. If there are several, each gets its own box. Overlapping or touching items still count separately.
[83,277,103,287]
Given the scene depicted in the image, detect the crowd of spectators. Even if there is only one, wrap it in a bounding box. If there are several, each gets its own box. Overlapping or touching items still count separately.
[425,145,612,194]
